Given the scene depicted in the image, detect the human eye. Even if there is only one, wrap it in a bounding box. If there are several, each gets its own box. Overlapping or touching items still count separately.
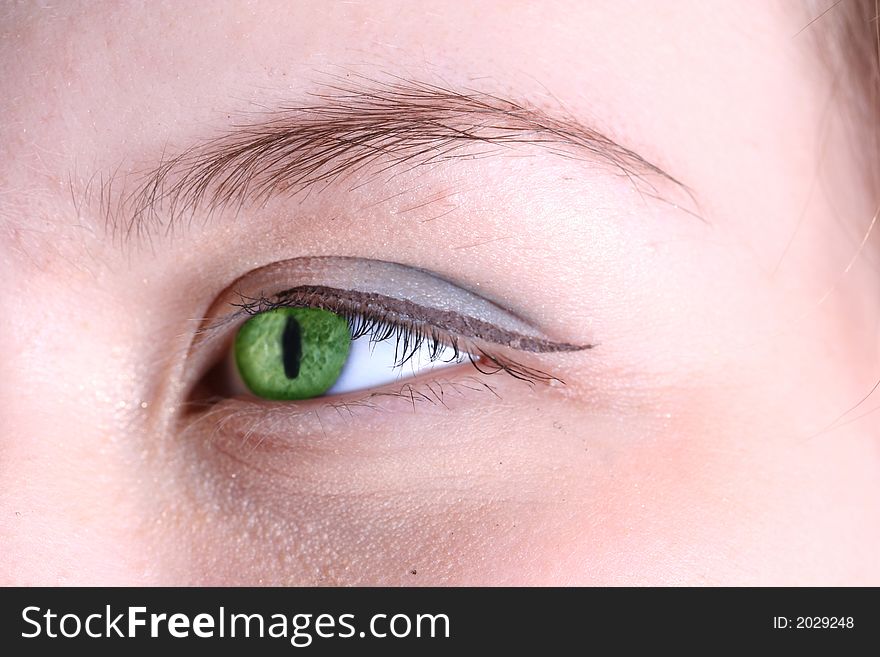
[190,256,589,406]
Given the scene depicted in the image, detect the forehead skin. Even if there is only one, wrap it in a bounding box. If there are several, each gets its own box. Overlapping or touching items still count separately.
[1,1,879,585]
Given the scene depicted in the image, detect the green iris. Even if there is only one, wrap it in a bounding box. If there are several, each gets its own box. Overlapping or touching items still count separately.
[234,307,351,400]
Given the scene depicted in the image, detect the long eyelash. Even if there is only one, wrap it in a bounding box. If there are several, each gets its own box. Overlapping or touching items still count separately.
[231,292,562,385]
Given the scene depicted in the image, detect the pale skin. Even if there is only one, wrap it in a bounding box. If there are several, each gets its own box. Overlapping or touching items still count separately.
[1,0,879,585]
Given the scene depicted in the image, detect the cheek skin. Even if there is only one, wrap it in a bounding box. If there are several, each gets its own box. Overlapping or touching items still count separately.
[157,382,617,585]
[562,340,880,586]
[152,315,880,587]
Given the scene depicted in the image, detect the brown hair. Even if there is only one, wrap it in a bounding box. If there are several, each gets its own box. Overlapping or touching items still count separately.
[809,0,880,185]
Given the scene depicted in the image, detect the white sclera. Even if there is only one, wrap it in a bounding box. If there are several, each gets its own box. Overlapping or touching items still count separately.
[324,333,468,396]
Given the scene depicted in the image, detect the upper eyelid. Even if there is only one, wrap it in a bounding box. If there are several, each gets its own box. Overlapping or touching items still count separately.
[203,256,590,351]
[232,285,589,354]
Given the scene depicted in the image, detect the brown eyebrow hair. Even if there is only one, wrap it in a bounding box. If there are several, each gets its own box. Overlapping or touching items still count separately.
[97,77,690,240]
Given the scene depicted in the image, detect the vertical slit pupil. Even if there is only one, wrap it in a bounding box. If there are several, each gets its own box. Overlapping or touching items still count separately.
[281,315,302,379]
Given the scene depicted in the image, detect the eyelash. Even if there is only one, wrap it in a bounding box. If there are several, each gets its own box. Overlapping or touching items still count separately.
[229,290,561,386]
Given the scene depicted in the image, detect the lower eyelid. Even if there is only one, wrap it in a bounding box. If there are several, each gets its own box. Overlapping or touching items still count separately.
[183,368,504,449]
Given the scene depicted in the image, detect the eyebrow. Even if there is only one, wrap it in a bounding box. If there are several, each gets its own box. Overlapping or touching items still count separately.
[98,77,688,240]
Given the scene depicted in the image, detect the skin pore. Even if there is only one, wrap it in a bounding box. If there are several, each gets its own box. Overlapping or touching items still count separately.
[1,0,879,585]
